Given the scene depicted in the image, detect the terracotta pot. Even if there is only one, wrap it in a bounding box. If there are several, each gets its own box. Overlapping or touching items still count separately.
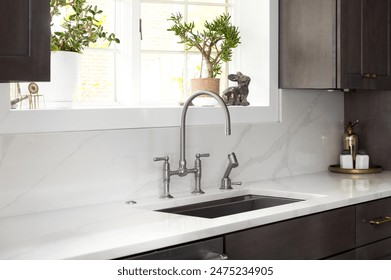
[191,78,220,94]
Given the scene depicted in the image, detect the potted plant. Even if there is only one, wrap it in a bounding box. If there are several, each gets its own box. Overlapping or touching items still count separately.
[42,0,119,108]
[167,13,240,97]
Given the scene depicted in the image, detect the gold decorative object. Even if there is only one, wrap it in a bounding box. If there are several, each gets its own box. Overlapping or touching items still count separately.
[342,120,359,162]
[28,82,45,109]
[328,164,382,174]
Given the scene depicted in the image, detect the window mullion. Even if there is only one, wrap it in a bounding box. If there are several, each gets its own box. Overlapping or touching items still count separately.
[139,0,233,106]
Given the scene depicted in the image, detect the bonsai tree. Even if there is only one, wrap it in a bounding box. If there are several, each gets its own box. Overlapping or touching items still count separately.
[168,13,241,78]
[50,0,120,53]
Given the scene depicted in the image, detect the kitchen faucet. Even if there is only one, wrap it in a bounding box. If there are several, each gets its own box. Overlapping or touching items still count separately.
[154,90,231,198]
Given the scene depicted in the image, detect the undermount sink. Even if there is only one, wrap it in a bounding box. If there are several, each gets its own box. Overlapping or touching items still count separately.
[156,194,304,219]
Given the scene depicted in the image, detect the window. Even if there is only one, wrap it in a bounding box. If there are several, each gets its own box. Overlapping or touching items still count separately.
[76,0,117,105]
[139,0,231,106]
[2,0,279,134]
[22,0,233,108]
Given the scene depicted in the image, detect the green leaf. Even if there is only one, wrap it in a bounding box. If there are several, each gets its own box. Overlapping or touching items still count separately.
[50,0,120,53]
[167,12,240,78]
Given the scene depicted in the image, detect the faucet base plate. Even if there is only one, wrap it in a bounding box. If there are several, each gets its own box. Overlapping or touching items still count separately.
[191,189,205,195]
[160,194,174,199]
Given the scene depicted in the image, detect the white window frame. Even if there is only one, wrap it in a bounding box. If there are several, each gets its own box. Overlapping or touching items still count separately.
[0,0,279,135]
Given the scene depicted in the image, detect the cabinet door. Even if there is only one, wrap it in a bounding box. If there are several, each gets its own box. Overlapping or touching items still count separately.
[279,0,337,89]
[340,0,391,89]
[118,237,224,260]
[356,197,391,246]
[328,237,391,260]
[225,206,355,260]
[0,0,50,82]
[355,237,391,260]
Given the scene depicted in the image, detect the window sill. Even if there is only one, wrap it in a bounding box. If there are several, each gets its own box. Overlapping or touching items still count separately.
[0,102,279,134]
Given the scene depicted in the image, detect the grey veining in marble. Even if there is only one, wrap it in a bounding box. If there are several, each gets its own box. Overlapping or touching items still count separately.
[1,171,391,259]
[0,90,343,217]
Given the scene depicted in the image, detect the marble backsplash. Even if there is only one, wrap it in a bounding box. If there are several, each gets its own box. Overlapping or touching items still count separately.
[0,90,343,217]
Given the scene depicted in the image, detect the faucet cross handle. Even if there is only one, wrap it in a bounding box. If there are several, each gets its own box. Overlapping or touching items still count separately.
[196,153,210,159]
[153,156,169,162]
[153,156,173,199]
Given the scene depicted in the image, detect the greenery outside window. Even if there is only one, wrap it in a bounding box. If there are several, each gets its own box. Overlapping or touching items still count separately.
[1,0,278,134]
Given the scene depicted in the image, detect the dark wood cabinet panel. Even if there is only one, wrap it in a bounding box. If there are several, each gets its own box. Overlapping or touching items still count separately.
[340,0,391,89]
[344,90,391,170]
[117,237,224,260]
[355,238,391,259]
[280,0,391,90]
[119,197,391,260]
[356,197,391,246]
[328,238,391,260]
[224,206,356,260]
[0,0,50,82]
[279,0,336,89]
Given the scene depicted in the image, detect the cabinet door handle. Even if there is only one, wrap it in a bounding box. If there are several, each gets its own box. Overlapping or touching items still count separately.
[204,253,228,260]
[362,73,377,79]
[370,216,391,225]
[363,73,371,79]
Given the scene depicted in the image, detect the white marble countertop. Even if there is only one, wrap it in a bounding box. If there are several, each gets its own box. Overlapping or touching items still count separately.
[1,171,391,260]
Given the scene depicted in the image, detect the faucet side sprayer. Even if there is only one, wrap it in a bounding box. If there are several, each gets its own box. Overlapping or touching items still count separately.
[221,152,242,190]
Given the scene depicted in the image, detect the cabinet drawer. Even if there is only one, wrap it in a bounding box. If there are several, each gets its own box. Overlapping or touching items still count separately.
[356,197,391,246]
[355,237,391,260]
[225,206,355,260]
[119,237,224,260]
[328,237,391,260]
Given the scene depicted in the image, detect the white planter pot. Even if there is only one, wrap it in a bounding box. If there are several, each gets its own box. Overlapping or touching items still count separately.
[38,51,82,109]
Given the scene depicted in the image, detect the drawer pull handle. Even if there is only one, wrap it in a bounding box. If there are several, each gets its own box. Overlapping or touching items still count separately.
[204,253,228,260]
[370,216,391,225]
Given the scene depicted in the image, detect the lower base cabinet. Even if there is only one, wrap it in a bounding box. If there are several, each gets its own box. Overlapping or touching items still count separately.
[329,196,391,260]
[118,237,225,260]
[118,197,391,260]
[225,207,356,260]
[329,237,391,260]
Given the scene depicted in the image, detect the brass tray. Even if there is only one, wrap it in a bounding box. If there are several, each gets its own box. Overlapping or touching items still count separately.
[328,164,382,174]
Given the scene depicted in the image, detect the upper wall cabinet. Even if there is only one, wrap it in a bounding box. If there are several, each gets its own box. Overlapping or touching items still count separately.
[279,0,391,90]
[0,0,50,82]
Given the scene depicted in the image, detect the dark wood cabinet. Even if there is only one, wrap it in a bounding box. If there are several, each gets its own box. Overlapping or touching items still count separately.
[356,197,391,246]
[329,237,391,260]
[0,0,50,82]
[280,0,391,90]
[225,207,356,260]
[118,197,391,260]
[328,197,391,260]
[226,197,391,260]
[117,237,225,260]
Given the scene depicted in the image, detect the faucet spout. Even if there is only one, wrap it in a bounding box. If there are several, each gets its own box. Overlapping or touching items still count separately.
[179,90,231,173]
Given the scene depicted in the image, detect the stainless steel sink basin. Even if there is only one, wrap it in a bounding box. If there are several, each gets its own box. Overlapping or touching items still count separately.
[156,194,303,219]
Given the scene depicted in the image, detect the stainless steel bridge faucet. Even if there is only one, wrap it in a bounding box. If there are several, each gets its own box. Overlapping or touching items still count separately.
[154,90,231,198]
